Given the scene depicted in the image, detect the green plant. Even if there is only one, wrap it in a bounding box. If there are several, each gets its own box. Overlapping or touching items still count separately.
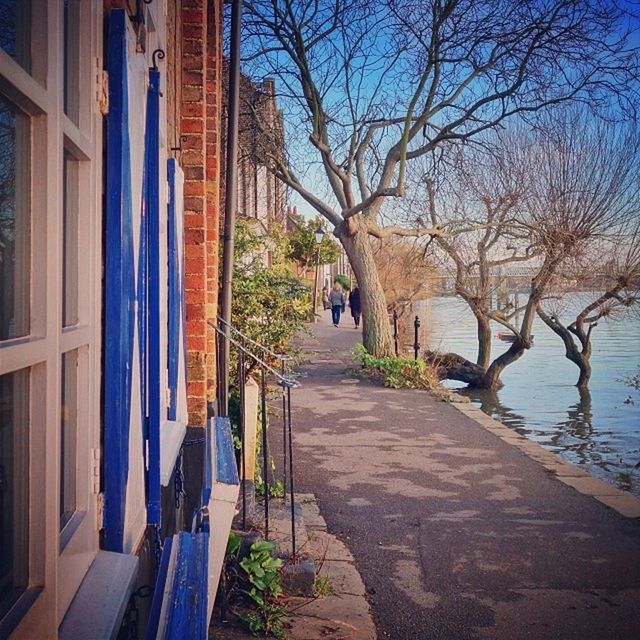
[230,220,310,376]
[239,540,288,638]
[313,575,333,597]
[353,343,440,390]
[333,274,350,291]
[227,531,242,556]
[286,216,341,273]
[256,478,285,498]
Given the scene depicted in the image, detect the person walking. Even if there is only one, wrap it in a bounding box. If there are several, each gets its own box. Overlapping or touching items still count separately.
[322,285,330,310]
[349,286,361,328]
[329,282,345,327]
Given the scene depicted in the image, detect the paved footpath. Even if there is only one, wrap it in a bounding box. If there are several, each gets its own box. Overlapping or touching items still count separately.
[289,312,640,640]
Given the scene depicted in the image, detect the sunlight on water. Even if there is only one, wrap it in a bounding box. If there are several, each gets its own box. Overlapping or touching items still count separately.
[419,296,640,495]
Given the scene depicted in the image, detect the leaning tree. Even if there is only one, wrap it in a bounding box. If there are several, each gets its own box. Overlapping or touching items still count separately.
[537,221,640,388]
[425,115,639,390]
[241,0,639,356]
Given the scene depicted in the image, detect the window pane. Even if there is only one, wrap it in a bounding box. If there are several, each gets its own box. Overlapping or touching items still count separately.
[0,0,31,72]
[60,350,77,530]
[63,152,79,327]
[0,368,29,618]
[0,93,31,341]
[63,0,80,123]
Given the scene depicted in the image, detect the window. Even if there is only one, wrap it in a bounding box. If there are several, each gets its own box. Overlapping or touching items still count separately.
[63,0,80,124]
[0,0,31,73]
[0,2,101,634]
[63,151,79,327]
[60,351,77,531]
[0,368,29,619]
[0,94,30,341]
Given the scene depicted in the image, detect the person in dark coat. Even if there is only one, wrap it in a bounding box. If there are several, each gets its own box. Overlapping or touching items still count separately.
[349,286,361,328]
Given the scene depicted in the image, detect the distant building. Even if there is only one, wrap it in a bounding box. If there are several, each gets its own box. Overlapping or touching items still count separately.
[221,64,287,266]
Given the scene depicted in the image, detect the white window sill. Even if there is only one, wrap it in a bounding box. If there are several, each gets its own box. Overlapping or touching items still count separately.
[160,419,187,486]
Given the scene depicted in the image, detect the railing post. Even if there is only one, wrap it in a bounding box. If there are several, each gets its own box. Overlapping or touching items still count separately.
[238,350,247,530]
[260,364,269,540]
[393,309,399,356]
[286,384,296,557]
[216,329,224,413]
[413,315,421,361]
[281,358,288,497]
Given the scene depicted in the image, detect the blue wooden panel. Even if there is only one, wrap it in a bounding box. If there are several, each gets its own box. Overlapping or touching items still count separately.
[167,159,180,421]
[161,532,208,640]
[165,532,191,637]
[103,8,136,553]
[215,417,240,485]
[144,537,173,640]
[189,532,209,639]
[138,141,148,456]
[145,67,162,526]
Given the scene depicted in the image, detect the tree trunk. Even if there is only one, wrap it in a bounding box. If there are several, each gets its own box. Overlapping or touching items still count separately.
[536,306,592,388]
[338,219,393,356]
[576,358,592,388]
[481,341,524,390]
[425,351,486,386]
[475,313,492,369]
[480,252,562,390]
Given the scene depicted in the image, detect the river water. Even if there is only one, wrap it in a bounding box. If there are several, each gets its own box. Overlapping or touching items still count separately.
[415,296,640,495]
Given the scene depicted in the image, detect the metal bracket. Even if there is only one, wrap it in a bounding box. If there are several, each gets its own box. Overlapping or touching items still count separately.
[151,48,165,70]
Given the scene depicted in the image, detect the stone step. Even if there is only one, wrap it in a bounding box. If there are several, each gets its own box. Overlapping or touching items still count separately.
[265,498,315,597]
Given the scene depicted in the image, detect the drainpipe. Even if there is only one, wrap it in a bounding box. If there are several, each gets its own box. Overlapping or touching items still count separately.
[219,0,243,417]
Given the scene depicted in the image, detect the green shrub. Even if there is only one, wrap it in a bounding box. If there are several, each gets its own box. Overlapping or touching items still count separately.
[231,220,309,373]
[333,274,350,291]
[353,343,440,390]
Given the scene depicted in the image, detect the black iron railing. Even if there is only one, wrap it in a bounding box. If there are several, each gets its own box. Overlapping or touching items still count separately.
[211,320,300,556]
[389,310,421,359]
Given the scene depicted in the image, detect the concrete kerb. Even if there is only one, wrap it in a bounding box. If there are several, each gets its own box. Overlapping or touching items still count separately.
[284,494,377,640]
[450,401,640,519]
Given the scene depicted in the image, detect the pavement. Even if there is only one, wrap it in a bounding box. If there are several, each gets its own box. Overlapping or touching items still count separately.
[286,310,640,640]
[210,494,376,640]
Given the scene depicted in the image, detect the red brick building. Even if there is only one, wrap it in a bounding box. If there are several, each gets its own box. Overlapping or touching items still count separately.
[0,1,230,636]
[221,65,287,241]
[175,0,223,426]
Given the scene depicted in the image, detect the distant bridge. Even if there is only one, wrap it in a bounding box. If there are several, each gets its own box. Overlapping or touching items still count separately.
[438,264,540,293]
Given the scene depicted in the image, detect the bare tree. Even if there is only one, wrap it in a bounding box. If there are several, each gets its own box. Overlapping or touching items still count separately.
[241,0,638,355]
[426,116,640,389]
[537,224,640,387]
[373,236,436,316]
[423,138,534,376]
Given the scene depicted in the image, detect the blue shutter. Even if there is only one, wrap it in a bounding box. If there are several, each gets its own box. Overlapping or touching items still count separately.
[167,159,181,422]
[144,66,162,526]
[103,9,136,552]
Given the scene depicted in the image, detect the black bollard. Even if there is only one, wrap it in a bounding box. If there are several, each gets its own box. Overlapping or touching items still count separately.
[413,315,421,360]
[393,309,399,356]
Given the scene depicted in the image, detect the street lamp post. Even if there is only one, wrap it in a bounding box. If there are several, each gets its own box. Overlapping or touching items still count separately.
[312,225,325,319]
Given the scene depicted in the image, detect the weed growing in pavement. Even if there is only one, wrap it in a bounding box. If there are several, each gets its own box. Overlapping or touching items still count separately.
[313,575,333,597]
[223,535,289,639]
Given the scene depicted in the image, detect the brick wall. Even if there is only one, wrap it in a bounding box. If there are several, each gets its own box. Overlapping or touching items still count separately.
[180,0,223,426]
[166,0,183,155]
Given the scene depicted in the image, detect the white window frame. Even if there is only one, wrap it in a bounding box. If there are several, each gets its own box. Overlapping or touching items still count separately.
[0,2,103,637]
